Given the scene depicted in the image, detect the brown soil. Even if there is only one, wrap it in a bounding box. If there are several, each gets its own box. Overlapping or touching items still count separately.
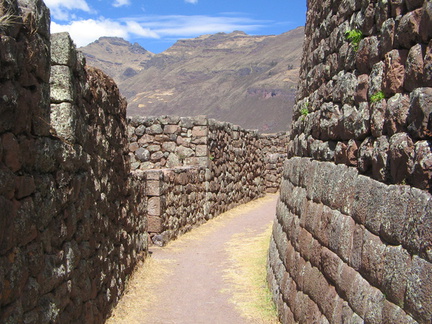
[106,194,280,324]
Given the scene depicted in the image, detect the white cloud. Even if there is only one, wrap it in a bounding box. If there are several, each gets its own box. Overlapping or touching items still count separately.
[113,0,131,7]
[135,15,265,37]
[51,14,266,48]
[44,0,92,20]
[51,19,159,47]
[185,0,198,4]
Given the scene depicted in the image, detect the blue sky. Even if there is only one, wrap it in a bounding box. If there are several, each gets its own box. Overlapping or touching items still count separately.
[46,0,307,53]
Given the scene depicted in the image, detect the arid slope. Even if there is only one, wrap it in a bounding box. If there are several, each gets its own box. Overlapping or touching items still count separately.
[80,27,304,132]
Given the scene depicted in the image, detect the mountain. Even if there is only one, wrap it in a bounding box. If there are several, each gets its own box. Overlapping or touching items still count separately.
[80,27,304,133]
[82,37,154,82]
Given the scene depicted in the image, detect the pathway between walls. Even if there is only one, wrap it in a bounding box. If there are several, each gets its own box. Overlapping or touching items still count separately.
[106,194,280,324]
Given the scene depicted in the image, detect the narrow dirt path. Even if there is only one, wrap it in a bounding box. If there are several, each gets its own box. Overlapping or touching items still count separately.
[107,194,279,324]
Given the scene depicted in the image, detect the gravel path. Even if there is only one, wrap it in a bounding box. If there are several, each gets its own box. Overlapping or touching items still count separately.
[107,194,279,324]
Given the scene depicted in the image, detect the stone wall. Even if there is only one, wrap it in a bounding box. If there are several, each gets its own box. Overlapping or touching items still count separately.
[268,158,431,323]
[128,115,288,189]
[129,117,288,244]
[289,0,431,192]
[0,1,147,323]
[268,0,432,323]
[128,115,209,170]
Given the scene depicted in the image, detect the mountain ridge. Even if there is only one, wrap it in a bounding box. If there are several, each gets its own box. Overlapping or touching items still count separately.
[80,27,304,132]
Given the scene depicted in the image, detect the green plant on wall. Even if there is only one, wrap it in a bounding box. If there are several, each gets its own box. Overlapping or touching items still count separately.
[300,100,309,121]
[300,107,309,117]
[370,91,385,103]
[345,29,363,51]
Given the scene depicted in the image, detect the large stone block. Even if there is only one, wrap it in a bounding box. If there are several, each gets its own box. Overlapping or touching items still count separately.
[405,256,432,323]
[51,32,77,67]
[147,197,161,216]
[50,65,75,103]
[146,180,161,196]
[147,216,162,233]
[50,103,77,144]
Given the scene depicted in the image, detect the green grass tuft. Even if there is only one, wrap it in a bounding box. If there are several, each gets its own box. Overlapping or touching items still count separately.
[370,91,385,103]
[345,29,363,51]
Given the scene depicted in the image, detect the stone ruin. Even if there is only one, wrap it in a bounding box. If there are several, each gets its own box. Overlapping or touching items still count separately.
[1,0,431,323]
[0,0,287,322]
[268,0,432,323]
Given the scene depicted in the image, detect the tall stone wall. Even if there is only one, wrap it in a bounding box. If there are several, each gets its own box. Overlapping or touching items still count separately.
[0,1,147,323]
[269,0,432,323]
[127,115,288,187]
[129,117,288,244]
[290,0,432,191]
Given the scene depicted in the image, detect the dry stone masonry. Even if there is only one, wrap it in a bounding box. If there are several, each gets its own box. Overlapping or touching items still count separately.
[129,116,288,244]
[268,0,432,323]
[0,0,288,322]
[0,1,148,322]
[289,0,432,191]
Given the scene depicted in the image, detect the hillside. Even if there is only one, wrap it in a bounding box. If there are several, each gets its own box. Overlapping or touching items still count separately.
[80,27,304,133]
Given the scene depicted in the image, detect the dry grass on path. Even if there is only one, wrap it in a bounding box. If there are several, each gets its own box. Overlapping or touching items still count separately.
[106,257,174,324]
[222,224,280,323]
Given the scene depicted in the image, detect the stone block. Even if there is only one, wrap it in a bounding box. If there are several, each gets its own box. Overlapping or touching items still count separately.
[129,142,139,152]
[146,124,163,135]
[192,115,208,126]
[407,87,432,140]
[50,102,77,144]
[150,151,164,162]
[179,117,193,128]
[360,230,385,287]
[405,256,432,323]
[147,145,161,152]
[1,133,21,172]
[135,148,150,162]
[405,44,424,91]
[146,180,161,196]
[15,176,35,199]
[163,125,180,134]
[395,9,423,49]
[384,93,410,136]
[389,133,414,183]
[411,140,432,190]
[175,146,194,159]
[147,197,161,216]
[162,142,176,152]
[195,145,207,157]
[50,65,74,103]
[135,125,145,136]
[51,32,77,67]
[383,245,411,307]
[192,126,208,137]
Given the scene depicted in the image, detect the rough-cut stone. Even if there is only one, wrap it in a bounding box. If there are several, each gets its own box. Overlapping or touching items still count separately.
[412,140,432,189]
[407,87,432,139]
[51,33,77,67]
[383,49,407,96]
[147,124,163,135]
[50,65,74,103]
[406,256,432,322]
[389,133,415,183]
[135,148,150,162]
[405,44,425,91]
[385,93,410,135]
[395,9,423,49]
